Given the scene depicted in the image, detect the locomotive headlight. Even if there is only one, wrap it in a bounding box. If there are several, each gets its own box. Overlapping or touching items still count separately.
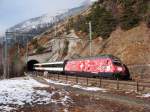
[117,67,123,72]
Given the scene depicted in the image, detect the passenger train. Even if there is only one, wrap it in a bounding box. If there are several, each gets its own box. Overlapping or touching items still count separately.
[33,55,130,80]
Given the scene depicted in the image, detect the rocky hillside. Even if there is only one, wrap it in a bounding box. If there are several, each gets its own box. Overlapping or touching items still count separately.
[80,23,150,79]
[7,0,146,80]
[26,23,150,80]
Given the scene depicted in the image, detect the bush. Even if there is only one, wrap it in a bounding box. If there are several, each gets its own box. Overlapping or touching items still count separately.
[31,39,37,45]
[31,39,39,48]
[87,6,117,39]
[118,0,136,8]
[143,2,150,28]
[65,0,148,38]
[136,0,149,15]
[62,40,69,56]
[119,8,140,30]
[36,46,46,54]
[144,14,150,28]
[73,15,88,33]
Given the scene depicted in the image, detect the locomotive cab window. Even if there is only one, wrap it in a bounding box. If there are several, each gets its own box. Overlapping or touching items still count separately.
[113,62,122,66]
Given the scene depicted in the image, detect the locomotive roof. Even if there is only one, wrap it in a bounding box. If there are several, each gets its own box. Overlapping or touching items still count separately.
[69,54,121,61]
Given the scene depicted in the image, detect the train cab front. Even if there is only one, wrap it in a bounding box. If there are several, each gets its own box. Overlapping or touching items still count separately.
[113,62,130,80]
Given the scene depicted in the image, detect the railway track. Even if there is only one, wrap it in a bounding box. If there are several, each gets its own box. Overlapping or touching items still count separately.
[28,72,150,93]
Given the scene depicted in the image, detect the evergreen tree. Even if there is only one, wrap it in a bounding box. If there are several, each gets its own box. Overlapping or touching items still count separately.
[119,6,140,30]
[87,5,117,38]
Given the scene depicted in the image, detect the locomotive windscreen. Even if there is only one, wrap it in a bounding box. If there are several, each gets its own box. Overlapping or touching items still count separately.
[113,62,122,66]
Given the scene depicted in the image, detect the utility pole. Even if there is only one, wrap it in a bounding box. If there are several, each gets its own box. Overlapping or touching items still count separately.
[26,39,28,64]
[54,16,57,37]
[54,10,65,36]
[7,38,10,78]
[3,34,7,79]
[89,21,92,56]
[17,43,20,55]
[3,32,13,79]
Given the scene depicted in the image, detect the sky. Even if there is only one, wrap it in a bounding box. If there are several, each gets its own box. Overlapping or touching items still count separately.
[0,0,86,34]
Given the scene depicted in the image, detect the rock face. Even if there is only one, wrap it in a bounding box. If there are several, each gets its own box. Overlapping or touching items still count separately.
[101,24,150,65]
[84,23,150,79]
[99,24,150,79]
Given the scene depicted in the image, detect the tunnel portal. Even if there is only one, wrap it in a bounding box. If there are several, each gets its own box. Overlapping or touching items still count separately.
[27,60,39,71]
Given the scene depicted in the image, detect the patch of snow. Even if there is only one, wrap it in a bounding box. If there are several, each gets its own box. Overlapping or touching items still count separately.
[90,0,98,3]
[83,0,98,6]
[64,108,69,112]
[0,77,72,112]
[45,79,106,92]
[61,95,73,105]
[0,106,16,112]
[137,93,150,98]
[0,77,50,111]
[125,90,136,94]
[61,95,73,112]
[72,85,106,92]
[32,25,36,29]
[45,79,70,86]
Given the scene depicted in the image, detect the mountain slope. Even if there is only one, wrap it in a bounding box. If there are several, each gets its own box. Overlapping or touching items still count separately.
[8,0,99,36]
[79,23,150,79]
[26,22,150,80]
[9,5,89,34]
[8,0,150,79]
[6,4,90,47]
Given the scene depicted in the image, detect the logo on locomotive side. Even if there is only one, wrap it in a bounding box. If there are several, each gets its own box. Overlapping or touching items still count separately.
[97,65,111,71]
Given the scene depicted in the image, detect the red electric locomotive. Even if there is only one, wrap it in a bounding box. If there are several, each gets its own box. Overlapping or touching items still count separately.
[33,55,130,80]
[64,55,130,79]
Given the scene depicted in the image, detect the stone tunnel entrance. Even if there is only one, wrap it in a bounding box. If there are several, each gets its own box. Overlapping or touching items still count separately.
[27,60,39,71]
